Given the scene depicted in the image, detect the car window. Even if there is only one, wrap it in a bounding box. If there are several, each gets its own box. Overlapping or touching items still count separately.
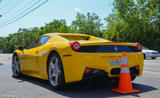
[142,46,149,50]
[28,36,50,49]
[39,36,50,45]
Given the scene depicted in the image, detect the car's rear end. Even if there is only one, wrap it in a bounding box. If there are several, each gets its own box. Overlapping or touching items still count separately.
[56,33,144,83]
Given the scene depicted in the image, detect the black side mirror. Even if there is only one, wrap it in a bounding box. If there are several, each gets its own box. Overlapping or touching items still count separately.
[18,46,24,51]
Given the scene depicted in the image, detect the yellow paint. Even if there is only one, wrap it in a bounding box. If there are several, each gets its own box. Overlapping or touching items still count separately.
[13,33,144,83]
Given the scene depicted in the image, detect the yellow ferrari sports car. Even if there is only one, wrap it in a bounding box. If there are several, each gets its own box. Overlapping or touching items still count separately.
[12,33,144,89]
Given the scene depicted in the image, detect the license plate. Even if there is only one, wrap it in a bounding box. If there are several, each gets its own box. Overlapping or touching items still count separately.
[110,59,122,66]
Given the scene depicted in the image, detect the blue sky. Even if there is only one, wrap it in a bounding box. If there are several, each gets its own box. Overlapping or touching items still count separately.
[0,0,114,36]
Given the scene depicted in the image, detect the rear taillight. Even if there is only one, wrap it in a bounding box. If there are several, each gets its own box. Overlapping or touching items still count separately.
[69,41,80,51]
[136,65,139,70]
[85,68,91,73]
[135,43,142,51]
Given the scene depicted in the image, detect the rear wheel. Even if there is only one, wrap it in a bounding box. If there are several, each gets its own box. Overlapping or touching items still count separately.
[130,73,136,81]
[12,54,21,77]
[151,57,156,59]
[144,54,146,59]
[47,53,65,89]
[114,74,136,82]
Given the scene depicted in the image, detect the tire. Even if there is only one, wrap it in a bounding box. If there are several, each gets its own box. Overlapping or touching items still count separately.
[47,53,65,89]
[114,74,136,82]
[144,54,146,59]
[130,72,136,81]
[12,54,21,77]
[151,57,156,59]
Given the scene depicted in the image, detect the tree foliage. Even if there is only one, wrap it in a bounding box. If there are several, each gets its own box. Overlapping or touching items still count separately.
[0,12,102,53]
[103,0,160,50]
[1,2,160,53]
[71,12,103,37]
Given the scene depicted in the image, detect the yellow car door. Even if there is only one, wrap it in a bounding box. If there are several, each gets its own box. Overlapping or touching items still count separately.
[20,39,40,74]
[20,36,50,75]
[19,49,29,73]
[21,48,39,74]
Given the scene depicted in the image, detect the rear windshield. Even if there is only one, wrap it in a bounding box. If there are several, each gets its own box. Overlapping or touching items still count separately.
[60,35,89,41]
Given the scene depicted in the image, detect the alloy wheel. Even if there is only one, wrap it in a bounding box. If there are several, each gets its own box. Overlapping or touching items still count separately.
[48,56,61,87]
[12,56,20,76]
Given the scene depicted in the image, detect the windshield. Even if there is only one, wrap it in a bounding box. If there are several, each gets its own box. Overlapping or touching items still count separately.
[142,46,149,50]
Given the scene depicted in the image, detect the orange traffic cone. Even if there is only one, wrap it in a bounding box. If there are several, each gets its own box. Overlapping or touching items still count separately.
[112,52,139,94]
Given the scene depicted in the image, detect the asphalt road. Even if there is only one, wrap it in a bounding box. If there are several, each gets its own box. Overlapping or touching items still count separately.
[0,54,160,98]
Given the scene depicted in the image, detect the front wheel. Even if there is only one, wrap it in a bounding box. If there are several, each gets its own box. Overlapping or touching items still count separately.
[12,54,21,77]
[47,53,65,89]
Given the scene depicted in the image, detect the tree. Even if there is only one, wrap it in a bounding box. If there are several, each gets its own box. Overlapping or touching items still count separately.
[0,19,71,53]
[71,12,103,37]
[103,0,160,51]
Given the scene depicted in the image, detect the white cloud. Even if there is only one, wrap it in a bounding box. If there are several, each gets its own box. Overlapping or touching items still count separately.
[74,8,81,12]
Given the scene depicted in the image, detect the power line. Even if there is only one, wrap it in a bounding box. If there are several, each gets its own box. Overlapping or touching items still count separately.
[0,0,48,27]
[0,0,43,24]
[0,0,23,15]
[0,0,14,10]
[0,0,39,21]
[0,0,17,12]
